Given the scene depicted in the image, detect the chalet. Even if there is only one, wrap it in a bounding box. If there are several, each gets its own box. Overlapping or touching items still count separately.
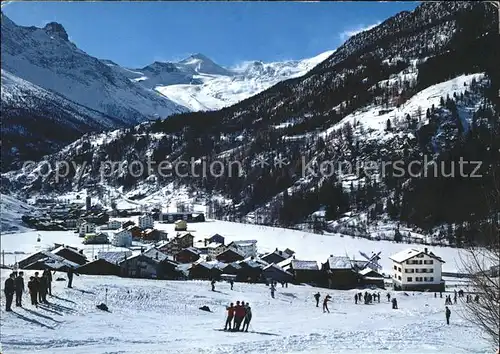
[64,219,78,229]
[78,221,96,237]
[142,228,168,241]
[119,248,180,279]
[112,229,132,247]
[278,258,320,284]
[216,248,245,263]
[262,263,294,283]
[206,243,226,260]
[205,234,225,245]
[262,248,292,264]
[17,251,79,271]
[284,248,295,257]
[122,220,135,229]
[159,212,206,223]
[321,255,360,290]
[389,248,445,291]
[227,240,257,258]
[52,246,88,265]
[221,262,242,276]
[127,225,143,239]
[138,214,154,230]
[162,233,195,255]
[236,257,266,282]
[77,259,120,276]
[82,211,109,225]
[107,220,122,230]
[83,232,109,245]
[174,247,201,263]
[358,268,385,289]
[174,220,188,231]
[189,262,221,280]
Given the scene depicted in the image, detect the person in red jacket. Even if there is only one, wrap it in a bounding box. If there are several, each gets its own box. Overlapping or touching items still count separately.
[233,301,246,331]
[224,303,235,331]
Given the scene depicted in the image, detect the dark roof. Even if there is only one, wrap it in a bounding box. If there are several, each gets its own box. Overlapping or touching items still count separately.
[217,248,245,258]
[177,247,201,256]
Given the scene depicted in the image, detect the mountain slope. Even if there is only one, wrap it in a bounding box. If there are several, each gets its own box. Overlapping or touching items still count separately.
[1,13,187,122]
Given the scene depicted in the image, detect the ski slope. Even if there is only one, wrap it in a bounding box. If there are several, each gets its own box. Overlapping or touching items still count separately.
[0,270,492,354]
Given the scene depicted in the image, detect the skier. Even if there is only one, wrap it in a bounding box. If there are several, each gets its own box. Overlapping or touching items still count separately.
[211,279,216,292]
[474,294,479,303]
[392,298,398,309]
[242,302,252,332]
[445,306,451,325]
[15,271,25,307]
[453,293,457,304]
[440,291,443,298]
[354,293,358,304]
[42,269,53,296]
[230,279,234,291]
[323,294,332,313]
[434,292,437,298]
[4,273,15,312]
[387,293,391,302]
[270,284,276,299]
[377,292,381,303]
[27,276,38,306]
[314,292,320,307]
[224,303,235,331]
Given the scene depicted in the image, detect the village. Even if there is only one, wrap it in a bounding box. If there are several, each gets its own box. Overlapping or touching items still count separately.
[12,196,453,293]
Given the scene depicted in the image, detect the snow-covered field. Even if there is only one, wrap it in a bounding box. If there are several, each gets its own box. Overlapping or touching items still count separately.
[0,270,492,354]
[0,194,34,234]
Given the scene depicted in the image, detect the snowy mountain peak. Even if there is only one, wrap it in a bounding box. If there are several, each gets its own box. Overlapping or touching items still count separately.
[43,22,69,41]
[178,53,233,76]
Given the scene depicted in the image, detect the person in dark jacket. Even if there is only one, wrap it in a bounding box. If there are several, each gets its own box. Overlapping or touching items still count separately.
[42,269,53,296]
[314,292,320,307]
[354,293,358,304]
[211,279,216,292]
[4,273,15,311]
[323,295,332,313]
[242,303,252,332]
[38,273,49,304]
[27,276,38,306]
[15,271,25,307]
[445,306,451,325]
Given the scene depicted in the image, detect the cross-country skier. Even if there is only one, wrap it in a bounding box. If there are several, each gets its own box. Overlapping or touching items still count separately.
[445,306,451,325]
[387,292,391,302]
[242,303,252,332]
[314,292,320,307]
[323,295,332,313]
[230,279,234,290]
[15,272,25,307]
[354,293,358,304]
[211,279,216,291]
[224,303,235,331]
[270,284,276,299]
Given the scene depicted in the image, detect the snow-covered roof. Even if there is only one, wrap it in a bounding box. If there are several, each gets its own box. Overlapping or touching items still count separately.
[359,268,383,277]
[327,256,353,270]
[230,240,257,246]
[181,247,201,255]
[205,242,223,249]
[98,251,132,264]
[389,248,445,264]
[263,263,293,276]
[51,246,85,258]
[291,260,319,271]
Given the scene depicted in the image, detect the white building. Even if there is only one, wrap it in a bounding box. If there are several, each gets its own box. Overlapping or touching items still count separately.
[112,228,132,247]
[107,220,122,230]
[389,247,445,291]
[206,243,226,259]
[227,240,257,258]
[138,214,154,230]
[78,221,96,237]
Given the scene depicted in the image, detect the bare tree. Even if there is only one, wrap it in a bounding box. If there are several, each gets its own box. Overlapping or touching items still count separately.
[459,168,500,347]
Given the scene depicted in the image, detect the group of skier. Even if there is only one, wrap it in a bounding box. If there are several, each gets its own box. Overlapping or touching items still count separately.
[354,291,381,304]
[224,301,252,332]
[3,269,53,311]
[313,292,333,313]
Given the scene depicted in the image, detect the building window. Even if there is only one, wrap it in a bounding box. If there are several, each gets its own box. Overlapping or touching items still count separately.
[424,277,428,281]
[429,277,434,282]
[398,267,401,272]
[407,277,413,282]
[419,260,423,264]
[394,265,397,270]
[398,275,401,280]
[424,260,434,265]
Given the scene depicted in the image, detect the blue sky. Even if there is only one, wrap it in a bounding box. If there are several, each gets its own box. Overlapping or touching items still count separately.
[2,1,419,69]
